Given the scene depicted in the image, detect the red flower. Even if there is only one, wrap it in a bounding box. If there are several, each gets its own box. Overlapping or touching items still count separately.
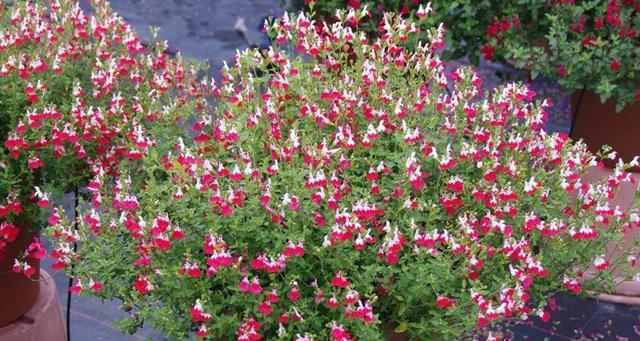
[69,279,83,294]
[27,238,45,260]
[288,285,301,302]
[581,36,597,47]
[196,325,208,338]
[480,44,496,60]
[89,279,103,293]
[563,277,582,295]
[134,276,152,295]
[331,272,351,288]
[400,4,410,16]
[609,59,620,72]
[486,22,500,38]
[557,64,567,78]
[28,157,43,170]
[436,296,455,309]
[191,300,211,322]
[258,301,273,316]
[347,0,360,9]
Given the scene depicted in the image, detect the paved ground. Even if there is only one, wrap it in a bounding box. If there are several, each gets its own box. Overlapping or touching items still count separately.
[41,1,636,341]
[96,0,281,75]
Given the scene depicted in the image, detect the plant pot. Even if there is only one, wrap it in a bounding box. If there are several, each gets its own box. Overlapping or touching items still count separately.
[569,90,640,303]
[579,166,640,303]
[0,228,40,327]
[0,270,67,341]
[570,90,640,171]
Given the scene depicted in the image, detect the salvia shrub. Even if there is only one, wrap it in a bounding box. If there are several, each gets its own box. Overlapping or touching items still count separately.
[41,4,640,341]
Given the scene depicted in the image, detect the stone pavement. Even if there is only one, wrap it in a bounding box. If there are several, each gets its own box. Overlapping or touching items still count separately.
[100,0,281,75]
[43,1,637,340]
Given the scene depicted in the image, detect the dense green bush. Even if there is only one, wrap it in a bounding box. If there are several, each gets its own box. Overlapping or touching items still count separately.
[48,7,640,341]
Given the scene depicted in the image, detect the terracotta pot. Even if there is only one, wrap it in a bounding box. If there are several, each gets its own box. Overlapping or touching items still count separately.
[569,90,640,303]
[576,166,640,303]
[0,270,67,341]
[570,90,640,171]
[0,228,40,327]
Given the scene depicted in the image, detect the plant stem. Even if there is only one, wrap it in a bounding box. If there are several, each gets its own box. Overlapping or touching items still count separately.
[66,186,79,341]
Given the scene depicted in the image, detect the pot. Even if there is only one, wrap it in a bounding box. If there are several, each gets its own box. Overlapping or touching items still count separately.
[0,270,67,341]
[578,166,640,304]
[570,90,640,171]
[569,90,640,303]
[0,227,40,327]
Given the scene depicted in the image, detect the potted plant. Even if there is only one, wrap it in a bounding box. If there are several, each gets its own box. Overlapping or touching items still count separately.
[480,0,640,300]
[47,8,639,341]
[304,0,640,168]
[483,0,640,168]
[295,0,549,64]
[0,0,208,328]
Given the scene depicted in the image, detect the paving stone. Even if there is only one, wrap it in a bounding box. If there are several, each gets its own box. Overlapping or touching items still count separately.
[506,323,564,341]
[579,300,640,340]
[536,293,600,339]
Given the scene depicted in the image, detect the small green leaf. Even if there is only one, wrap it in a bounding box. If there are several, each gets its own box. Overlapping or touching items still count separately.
[394,322,409,333]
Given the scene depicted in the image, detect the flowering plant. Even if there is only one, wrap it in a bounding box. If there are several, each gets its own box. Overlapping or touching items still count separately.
[48,6,639,341]
[489,0,640,111]
[0,0,208,274]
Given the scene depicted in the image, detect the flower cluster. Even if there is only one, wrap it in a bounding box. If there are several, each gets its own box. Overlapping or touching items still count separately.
[0,0,209,270]
[48,5,638,341]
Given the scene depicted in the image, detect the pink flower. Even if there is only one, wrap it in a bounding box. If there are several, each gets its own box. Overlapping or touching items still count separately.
[196,325,208,338]
[330,323,355,341]
[557,65,567,77]
[283,241,305,258]
[240,277,263,295]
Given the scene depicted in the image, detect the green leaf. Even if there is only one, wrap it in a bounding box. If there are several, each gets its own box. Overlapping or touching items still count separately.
[394,322,409,333]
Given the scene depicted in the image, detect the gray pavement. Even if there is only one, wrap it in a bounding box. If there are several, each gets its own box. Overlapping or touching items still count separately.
[105,0,282,75]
